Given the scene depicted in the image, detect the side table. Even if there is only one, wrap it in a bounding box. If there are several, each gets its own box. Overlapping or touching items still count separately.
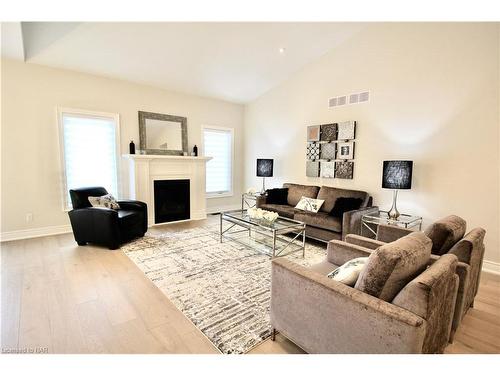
[241,193,264,210]
[361,210,423,238]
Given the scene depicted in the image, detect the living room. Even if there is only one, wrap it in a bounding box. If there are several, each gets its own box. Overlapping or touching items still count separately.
[1,1,500,373]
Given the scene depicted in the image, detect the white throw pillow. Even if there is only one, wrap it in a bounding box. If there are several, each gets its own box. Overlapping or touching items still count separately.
[327,257,368,286]
[88,194,121,210]
[295,196,324,213]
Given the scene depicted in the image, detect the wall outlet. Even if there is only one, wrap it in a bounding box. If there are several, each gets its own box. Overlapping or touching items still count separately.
[26,213,33,223]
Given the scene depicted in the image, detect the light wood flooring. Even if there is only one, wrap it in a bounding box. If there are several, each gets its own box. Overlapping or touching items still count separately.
[1,218,499,354]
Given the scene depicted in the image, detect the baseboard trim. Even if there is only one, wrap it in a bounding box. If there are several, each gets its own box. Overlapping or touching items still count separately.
[482,260,500,275]
[1,224,73,242]
[206,204,241,214]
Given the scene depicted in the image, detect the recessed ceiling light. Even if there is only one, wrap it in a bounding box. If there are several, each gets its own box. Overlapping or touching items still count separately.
[279,47,286,54]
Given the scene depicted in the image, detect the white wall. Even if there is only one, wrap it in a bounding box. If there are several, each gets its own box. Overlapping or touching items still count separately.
[244,23,500,265]
[1,59,244,236]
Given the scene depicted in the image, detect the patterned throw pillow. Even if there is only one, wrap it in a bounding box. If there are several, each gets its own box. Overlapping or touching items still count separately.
[295,196,324,213]
[88,194,121,209]
[327,257,368,286]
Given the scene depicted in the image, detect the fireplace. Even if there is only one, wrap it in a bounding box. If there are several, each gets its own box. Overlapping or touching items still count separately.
[154,179,190,224]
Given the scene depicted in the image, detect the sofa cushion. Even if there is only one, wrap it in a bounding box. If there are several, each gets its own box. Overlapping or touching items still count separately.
[329,197,363,218]
[294,211,342,232]
[259,203,299,219]
[317,185,369,213]
[266,188,289,205]
[283,183,320,207]
[354,231,432,301]
[424,215,466,255]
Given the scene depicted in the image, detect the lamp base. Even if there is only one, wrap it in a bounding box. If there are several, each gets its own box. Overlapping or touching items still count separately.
[387,190,400,220]
[260,177,266,194]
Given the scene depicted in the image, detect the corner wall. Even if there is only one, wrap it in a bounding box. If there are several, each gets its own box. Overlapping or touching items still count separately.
[244,23,500,266]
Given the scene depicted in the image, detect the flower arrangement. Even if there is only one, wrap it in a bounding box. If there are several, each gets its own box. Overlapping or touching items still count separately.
[247,207,279,223]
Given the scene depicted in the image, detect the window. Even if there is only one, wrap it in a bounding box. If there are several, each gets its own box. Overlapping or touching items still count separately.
[202,126,233,197]
[58,108,120,210]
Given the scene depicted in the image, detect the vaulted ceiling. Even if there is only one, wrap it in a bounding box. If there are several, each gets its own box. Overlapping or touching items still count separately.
[1,22,366,103]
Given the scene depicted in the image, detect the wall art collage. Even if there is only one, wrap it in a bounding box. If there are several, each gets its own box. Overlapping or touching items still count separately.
[306,121,356,179]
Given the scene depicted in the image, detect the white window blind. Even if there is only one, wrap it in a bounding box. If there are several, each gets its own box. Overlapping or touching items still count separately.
[203,127,233,195]
[60,110,119,209]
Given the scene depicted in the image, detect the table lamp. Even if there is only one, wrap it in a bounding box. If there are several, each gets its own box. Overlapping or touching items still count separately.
[256,159,273,194]
[382,160,413,219]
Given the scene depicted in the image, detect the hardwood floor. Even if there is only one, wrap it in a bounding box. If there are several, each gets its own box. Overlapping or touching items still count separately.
[1,219,499,354]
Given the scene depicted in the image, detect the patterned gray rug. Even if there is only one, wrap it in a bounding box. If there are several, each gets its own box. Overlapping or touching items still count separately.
[122,219,326,354]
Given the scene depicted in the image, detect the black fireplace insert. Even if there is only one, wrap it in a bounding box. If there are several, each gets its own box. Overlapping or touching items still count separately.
[154,179,190,224]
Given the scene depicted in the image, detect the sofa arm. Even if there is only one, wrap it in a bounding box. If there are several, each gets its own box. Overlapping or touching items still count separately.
[376,224,414,243]
[428,254,469,341]
[118,200,148,232]
[345,234,385,250]
[255,195,267,208]
[342,206,379,240]
[271,258,426,353]
[327,240,374,265]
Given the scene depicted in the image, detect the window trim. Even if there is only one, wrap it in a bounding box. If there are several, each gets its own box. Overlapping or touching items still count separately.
[201,125,234,199]
[57,107,121,211]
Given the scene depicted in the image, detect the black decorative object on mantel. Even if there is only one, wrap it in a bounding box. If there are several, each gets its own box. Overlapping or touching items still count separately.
[382,160,413,220]
[129,140,136,154]
[193,145,198,156]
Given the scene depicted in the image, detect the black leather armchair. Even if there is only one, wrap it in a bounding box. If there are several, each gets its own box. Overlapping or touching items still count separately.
[68,187,147,250]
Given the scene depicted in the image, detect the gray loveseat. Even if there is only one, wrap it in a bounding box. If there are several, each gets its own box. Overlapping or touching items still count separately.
[256,183,378,241]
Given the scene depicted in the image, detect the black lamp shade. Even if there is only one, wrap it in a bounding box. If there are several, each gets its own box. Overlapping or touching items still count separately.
[256,159,273,177]
[382,161,413,189]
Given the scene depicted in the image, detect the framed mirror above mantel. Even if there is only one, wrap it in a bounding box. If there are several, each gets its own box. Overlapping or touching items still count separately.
[138,111,188,155]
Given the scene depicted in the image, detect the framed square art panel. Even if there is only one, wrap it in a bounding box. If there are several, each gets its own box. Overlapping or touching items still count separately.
[307,125,321,142]
[306,142,321,160]
[306,161,320,177]
[320,123,337,141]
[335,161,354,179]
[320,161,335,178]
[338,121,356,140]
[320,142,336,160]
[337,142,354,160]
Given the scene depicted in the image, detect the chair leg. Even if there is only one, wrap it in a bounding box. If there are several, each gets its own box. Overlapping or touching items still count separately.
[449,329,456,343]
[470,300,474,308]
[271,328,277,341]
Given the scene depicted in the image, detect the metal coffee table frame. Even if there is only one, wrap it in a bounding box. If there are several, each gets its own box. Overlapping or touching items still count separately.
[220,209,306,258]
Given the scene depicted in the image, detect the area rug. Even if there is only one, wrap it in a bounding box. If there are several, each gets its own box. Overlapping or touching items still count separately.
[121,219,326,354]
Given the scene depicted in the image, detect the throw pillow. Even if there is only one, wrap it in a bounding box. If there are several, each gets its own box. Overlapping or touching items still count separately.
[329,197,363,218]
[295,196,324,213]
[354,231,431,301]
[88,194,121,210]
[266,188,289,205]
[327,257,368,286]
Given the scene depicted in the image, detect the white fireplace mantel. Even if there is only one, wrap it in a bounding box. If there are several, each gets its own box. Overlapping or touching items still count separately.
[122,154,212,225]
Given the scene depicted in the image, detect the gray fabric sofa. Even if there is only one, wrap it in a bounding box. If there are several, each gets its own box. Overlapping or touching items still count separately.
[270,235,459,353]
[345,215,486,341]
[256,183,378,241]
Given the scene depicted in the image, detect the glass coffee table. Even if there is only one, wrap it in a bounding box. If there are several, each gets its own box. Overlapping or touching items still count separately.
[220,209,306,258]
